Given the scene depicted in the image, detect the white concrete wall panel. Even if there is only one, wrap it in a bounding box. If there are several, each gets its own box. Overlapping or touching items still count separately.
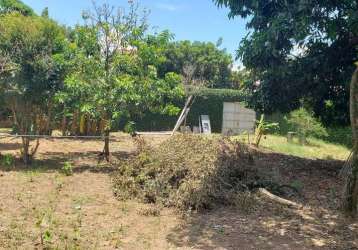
[222,102,256,134]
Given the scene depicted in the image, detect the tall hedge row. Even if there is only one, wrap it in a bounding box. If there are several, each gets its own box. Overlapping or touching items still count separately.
[133,88,248,132]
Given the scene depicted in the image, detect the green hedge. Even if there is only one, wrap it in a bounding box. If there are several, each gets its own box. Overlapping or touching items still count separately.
[133,88,248,132]
[265,112,352,148]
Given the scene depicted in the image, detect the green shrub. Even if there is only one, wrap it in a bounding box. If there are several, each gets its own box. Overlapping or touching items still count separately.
[61,162,73,176]
[124,121,136,135]
[266,112,352,148]
[287,108,328,141]
[0,153,14,168]
[324,127,352,148]
[265,112,290,135]
[254,114,279,146]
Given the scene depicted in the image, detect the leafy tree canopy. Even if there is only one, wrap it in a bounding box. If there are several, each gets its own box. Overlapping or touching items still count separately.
[56,4,184,134]
[0,0,34,16]
[215,0,358,125]
[0,13,66,102]
[158,39,234,88]
[0,12,67,163]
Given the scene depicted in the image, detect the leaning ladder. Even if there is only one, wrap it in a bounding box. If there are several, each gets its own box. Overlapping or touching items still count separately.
[171,95,194,136]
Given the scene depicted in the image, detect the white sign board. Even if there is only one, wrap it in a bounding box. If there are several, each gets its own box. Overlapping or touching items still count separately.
[200,115,211,134]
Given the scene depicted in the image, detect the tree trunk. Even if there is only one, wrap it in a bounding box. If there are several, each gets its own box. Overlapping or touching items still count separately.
[80,114,86,135]
[10,105,19,134]
[86,117,92,135]
[103,129,110,162]
[342,67,358,217]
[46,102,52,135]
[21,136,31,165]
[61,114,67,136]
[71,110,79,135]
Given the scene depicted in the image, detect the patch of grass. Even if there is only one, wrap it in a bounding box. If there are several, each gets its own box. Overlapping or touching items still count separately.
[264,113,352,148]
[61,161,73,176]
[35,208,55,247]
[290,180,304,192]
[3,221,26,244]
[0,128,11,133]
[258,134,350,160]
[119,203,130,215]
[54,176,64,191]
[72,195,93,206]
[0,153,15,169]
[25,170,40,182]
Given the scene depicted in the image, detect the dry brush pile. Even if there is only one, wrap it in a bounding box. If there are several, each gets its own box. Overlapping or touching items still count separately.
[112,134,283,211]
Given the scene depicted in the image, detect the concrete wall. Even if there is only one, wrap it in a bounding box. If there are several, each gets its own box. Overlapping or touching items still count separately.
[222,102,256,135]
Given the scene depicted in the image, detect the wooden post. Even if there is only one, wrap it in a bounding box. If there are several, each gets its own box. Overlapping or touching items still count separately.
[172,95,193,135]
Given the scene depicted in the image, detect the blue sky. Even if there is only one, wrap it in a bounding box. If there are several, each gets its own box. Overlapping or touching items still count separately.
[22,0,248,64]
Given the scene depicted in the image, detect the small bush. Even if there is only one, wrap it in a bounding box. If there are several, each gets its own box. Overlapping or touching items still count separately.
[124,121,136,135]
[112,134,272,211]
[61,162,73,176]
[324,127,352,148]
[287,108,328,141]
[254,114,279,147]
[0,153,15,168]
[265,112,290,135]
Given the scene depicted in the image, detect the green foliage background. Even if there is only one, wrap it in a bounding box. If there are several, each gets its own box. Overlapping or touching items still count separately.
[132,88,247,132]
[265,112,352,148]
[214,0,358,126]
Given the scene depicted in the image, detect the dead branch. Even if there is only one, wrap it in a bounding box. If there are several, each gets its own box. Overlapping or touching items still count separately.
[258,188,302,209]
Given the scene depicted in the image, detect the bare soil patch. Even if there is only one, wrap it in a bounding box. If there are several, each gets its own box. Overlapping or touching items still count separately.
[0,134,357,249]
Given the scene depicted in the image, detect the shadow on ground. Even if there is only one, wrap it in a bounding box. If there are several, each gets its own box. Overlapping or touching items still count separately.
[0,142,22,151]
[166,151,357,250]
[0,139,357,250]
[166,205,357,250]
[0,150,133,174]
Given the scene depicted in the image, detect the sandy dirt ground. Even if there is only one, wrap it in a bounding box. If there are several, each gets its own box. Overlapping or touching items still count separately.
[0,133,357,249]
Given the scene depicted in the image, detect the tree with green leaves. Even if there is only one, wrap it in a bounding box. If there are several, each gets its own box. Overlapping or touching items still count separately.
[41,7,49,18]
[0,0,34,16]
[287,108,328,144]
[214,0,357,125]
[58,2,184,161]
[82,2,149,160]
[0,12,67,164]
[214,0,358,216]
[158,39,234,88]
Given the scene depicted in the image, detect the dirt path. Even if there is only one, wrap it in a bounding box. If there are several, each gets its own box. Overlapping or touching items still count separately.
[0,135,357,249]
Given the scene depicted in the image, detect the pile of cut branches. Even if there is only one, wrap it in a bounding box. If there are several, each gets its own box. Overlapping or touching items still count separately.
[113,134,278,211]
